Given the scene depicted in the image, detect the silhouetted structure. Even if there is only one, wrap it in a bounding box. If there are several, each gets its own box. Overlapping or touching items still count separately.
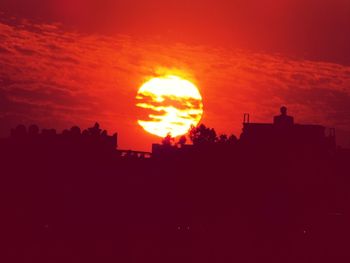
[6,122,118,157]
[1,108,350,263]
[240,108,336,155]
[117,149,151,158]
[152,107,336,158]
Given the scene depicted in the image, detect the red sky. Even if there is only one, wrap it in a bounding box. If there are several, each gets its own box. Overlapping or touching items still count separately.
[1,0,350,150]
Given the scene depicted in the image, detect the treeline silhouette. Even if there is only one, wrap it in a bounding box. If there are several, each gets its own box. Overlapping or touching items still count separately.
[9,122,117,152]
[1,115,350,263]
[160,123,237,147]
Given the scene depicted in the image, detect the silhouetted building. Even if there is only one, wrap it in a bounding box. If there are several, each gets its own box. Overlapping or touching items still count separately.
[5,123,118,154]
[240,107,336,154]
[117,149,152,159]
[152,143,197,158]
[152,143,177,158]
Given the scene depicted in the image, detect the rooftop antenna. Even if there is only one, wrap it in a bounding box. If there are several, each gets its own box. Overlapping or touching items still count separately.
[243,113,250,124]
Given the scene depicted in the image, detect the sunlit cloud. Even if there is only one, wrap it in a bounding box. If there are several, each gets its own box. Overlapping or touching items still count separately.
[0,19,350,150]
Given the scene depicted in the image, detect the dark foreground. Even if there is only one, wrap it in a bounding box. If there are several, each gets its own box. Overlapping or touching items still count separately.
[1,140,350,263]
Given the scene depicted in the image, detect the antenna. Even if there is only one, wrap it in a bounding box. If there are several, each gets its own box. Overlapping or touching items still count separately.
[243,113,250,124]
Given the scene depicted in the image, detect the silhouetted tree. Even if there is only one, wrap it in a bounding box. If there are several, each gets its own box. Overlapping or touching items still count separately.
[62,129,70,137]
[218,133,238,145]
[101,130,108,137]
[162,133,175,147]
[189,124,217,145]
[88,122,102,137]
[28,124,39,136]
[11,124,27,138]
[42,128,56,137]
[228,134,238,144]
[218,134,228,143]
[70,126,81,136]
[177,135,187,147]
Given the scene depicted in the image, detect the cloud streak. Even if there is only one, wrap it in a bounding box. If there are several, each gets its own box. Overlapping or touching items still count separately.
[0,19,350,150]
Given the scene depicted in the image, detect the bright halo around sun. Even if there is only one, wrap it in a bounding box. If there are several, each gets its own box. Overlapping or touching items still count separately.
[136,75,203,138]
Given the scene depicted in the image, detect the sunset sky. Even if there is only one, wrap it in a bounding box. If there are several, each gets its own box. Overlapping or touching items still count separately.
[1,0,350,151]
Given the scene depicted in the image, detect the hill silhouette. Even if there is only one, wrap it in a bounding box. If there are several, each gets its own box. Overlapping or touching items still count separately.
[0,108,350,263]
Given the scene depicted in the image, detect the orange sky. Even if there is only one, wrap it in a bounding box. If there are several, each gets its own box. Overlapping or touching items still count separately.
[1,1,350,150]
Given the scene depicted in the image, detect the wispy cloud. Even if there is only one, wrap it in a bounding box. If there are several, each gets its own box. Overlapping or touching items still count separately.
[1,20,350,149]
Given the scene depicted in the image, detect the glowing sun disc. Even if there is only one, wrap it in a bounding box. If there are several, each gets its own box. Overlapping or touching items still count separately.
[136,75,203,137]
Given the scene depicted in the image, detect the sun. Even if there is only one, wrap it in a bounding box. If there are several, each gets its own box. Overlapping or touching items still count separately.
[136,75,203,138]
